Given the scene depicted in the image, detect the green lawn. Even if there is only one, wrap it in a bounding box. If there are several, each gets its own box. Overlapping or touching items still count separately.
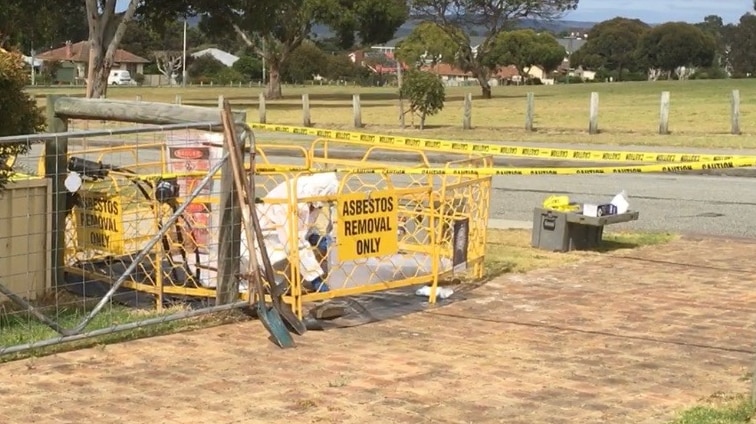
[28,79,756,149]
[668,394,754,424]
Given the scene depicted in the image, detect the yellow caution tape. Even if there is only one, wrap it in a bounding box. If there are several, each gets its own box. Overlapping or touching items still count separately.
[248,122,755,164]
[254,157,756,176]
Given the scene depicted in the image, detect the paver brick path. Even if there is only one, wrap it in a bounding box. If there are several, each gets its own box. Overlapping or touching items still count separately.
[1,236,755,424]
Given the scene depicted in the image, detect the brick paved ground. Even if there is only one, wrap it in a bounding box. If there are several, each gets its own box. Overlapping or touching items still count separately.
[1,236,755,424]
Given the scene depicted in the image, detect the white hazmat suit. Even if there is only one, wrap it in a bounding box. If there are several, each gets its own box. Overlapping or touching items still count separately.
[240,172,339,291]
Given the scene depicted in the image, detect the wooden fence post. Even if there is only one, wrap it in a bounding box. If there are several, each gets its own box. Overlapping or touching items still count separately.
[588,92,599,134]
[525,92,535,131]
[353,94,362,128]
[216,94,243,304]
[44,95,68,288]
[731,89,741,135]
[258,93,266,124]
[302,93,311,127]
[659,91,670,135]
[463,93,472,130]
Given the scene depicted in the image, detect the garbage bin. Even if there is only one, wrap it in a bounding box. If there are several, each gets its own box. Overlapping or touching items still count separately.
[531,207,640,252]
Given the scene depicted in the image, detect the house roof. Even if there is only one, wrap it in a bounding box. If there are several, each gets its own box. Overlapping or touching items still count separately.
[420,63,520,79]
[36,41,150,63]
[191,48,239,67]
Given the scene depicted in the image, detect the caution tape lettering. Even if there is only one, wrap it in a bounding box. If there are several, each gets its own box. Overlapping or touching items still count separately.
[249,122,756,165]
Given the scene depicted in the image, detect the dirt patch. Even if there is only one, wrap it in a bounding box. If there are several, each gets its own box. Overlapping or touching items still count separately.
[0,236,753,424]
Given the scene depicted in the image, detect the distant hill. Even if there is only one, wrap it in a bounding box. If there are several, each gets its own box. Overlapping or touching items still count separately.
[187,16,596,44]
[311,17,595,42]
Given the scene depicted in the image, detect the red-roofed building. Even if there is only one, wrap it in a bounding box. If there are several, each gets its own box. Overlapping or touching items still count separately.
[36,41,150,84]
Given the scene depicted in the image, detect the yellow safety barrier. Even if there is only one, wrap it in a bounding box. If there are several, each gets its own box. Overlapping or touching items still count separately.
[249,122,756,164]
[248,142,491,318]
[47,135,492,319]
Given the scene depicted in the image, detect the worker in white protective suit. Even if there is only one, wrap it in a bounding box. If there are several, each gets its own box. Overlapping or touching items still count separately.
[240,172,339,293]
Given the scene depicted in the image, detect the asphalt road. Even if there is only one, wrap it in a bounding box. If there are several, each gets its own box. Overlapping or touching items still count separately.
[18,137,756,238]
[492,173,756,238]
[254,132,756,237]
[252,152,756,238]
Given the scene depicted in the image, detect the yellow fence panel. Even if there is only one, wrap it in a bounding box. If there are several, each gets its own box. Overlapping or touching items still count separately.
[49,132,492,319]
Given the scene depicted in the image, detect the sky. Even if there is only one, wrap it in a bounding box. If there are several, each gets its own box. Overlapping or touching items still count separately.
[116,0,752,24]
[564,0,752,24]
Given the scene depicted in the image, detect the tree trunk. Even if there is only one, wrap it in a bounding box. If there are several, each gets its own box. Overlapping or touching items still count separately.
[420,113,426,130]
[84,0,138,99]
[265,62,282,99]
[477,75,492,99]
[85,39,101,98]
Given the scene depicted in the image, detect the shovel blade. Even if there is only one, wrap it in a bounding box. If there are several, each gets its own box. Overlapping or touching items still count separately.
[257,304,296,348]
[275,302,308,335]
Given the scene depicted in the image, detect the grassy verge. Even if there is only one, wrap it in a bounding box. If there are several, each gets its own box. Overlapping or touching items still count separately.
[669,393,754,424]
[28,80,756,149]
[0,293,247,363]
[0,228,674,362]
[483,228,676,276]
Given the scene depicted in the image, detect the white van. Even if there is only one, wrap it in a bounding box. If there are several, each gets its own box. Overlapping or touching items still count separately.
[108,70,133,85]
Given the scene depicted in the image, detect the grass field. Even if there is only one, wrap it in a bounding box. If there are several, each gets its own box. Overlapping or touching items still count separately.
[27,79,756,149]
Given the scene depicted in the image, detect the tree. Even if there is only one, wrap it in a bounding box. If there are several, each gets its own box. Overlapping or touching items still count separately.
[232,55,264,81]
[399,70,445,129]
[395,22,459,70]
[726,14,756,77]
[324,54,365,81]
[187,53,226,82]
[637,22,716,79]
[84,0,140,98]
[408,0,579,99]
[0,0,86,50]
[485,29,565,79]
[0,47,46,190]
[281,41,328,83]
[695,15,728,69]
[197,0,408,99]
[570,17,650,80]
[154,51,183,85]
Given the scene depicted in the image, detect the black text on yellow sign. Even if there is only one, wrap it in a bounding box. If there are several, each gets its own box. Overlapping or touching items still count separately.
[336,191,399,261]
[75,192,125,254]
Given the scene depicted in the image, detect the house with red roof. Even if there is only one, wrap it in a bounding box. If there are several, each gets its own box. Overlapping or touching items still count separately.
[35,41,150,84]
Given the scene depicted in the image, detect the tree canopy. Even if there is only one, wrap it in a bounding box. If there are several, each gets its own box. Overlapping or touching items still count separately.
[485,29,565,77]
[408,0,579,98]
[569,17,650,80]
[637,22,716,78]
[725,14,756,77]
[0,0,87,50]
[195,0,408,98]
[395,22,459,69]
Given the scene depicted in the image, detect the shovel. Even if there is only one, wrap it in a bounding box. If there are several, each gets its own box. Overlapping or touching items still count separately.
[221,102,294,349]
[240,130,307,335]
[248,196,308,335]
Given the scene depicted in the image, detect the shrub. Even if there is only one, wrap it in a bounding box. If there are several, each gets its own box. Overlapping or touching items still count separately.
[399,70,445,129]
[0,47,46,190]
